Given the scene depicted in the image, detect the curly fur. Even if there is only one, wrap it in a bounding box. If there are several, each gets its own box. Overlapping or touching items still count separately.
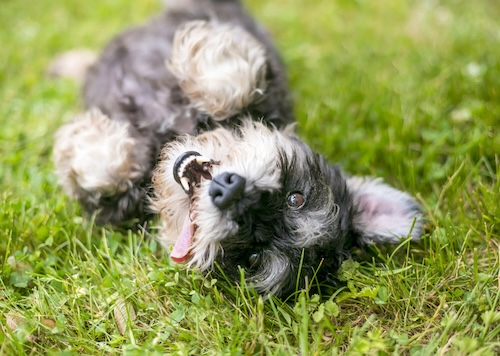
[169,20,268,119]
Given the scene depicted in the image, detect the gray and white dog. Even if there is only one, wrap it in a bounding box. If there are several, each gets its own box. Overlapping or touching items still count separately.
[54,0,424,297]
[54,0,294,226]
[153,122,424,297]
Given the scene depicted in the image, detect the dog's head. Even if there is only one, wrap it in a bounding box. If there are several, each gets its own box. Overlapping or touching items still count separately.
[152,121,423,297]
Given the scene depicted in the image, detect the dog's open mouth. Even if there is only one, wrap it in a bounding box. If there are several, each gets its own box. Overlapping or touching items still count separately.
[171,151,219,263]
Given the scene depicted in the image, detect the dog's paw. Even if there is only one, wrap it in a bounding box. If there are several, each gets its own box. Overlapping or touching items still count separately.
[168,20,267,119]
[53,109,148,201]
[46,49,97,82]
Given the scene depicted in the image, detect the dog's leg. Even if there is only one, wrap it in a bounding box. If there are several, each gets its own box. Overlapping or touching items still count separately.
[168,20,268,120]
[53,109,153,225]
[46,49,97,82]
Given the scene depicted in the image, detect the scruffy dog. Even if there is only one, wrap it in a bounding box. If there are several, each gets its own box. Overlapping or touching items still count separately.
[53,0,294,225]
[54,0,424,297]
[152,122,424,297]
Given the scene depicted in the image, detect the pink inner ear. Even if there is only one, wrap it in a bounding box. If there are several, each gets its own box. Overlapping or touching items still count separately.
[348,178,423,244]
[357,193,411,240]
[358,194,396,218]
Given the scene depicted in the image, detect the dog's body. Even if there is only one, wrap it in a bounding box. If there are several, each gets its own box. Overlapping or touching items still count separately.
[54,0,424,298]
[54,0,294,225]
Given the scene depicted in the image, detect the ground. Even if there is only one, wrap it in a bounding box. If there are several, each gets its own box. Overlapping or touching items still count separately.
[0,0,499,354]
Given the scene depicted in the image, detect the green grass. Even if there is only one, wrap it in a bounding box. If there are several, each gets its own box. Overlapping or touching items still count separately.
[1,0,499,354]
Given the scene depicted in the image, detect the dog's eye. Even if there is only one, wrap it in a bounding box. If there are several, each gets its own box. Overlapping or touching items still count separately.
[287,192,305,209]
[248,253,262,269]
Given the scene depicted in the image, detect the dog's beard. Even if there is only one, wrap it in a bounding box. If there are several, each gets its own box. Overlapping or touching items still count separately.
[152,121,424,297]
[153,121,348,296]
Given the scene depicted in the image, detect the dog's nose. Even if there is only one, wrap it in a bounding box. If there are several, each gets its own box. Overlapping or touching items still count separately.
[209,172,246,210]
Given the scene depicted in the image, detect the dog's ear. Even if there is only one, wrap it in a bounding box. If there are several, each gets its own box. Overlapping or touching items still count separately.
[345,176,424,245]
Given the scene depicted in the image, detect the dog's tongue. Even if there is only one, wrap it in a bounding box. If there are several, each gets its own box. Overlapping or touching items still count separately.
[171,216,194,263]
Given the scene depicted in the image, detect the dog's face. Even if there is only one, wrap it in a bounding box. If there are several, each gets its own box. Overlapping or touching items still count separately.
[153,121,423,297]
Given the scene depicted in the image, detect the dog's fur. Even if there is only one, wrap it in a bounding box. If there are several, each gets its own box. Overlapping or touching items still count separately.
[152,121,423,297]
[53,0,294,225]
[54,0,424,298]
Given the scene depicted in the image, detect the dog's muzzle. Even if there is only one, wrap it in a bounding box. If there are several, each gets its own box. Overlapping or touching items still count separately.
[171,151,248,263]
[173,151,246,211]
[209,172,246,210]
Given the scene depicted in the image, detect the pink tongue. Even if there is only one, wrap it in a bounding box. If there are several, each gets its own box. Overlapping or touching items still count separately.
[171,216,194,263]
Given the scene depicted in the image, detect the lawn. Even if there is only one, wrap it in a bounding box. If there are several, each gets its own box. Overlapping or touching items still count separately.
[1,0,499,354]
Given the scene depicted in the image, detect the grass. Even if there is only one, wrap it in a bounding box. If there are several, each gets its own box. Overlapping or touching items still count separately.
[1,0,499,354]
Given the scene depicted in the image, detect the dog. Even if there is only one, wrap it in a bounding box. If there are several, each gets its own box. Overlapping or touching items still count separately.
[152,121,424,297]
[53,0,294,226]
[53,0,424,298]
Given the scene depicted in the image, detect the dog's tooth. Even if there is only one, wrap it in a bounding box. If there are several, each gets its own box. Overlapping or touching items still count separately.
[195,156,211,165]
[180,177,190,192]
